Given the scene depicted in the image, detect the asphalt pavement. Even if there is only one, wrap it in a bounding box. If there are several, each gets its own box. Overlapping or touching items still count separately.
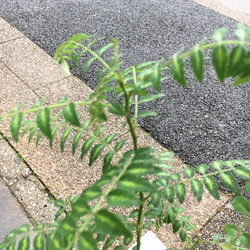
[0,0,249,166]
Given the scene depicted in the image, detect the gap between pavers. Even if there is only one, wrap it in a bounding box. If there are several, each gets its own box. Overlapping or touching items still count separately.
[0,16,230,249]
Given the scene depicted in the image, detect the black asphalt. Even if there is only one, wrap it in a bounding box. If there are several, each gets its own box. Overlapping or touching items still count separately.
[1,0,249,167]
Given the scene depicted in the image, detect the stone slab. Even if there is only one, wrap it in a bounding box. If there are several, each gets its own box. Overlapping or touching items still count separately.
[0,17,24,44]
[0,37,69,90]
[0,178,30,242]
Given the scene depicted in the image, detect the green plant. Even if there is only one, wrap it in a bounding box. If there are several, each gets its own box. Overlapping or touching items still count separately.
[0,23,250,250]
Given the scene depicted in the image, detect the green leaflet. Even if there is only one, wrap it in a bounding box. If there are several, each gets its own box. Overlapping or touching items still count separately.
[82,57,96,76]
[37,108,51,140]
[21,124,33,138]
[232,196,250,214]
[33,233,44,250]
[56,94,68,105]
[81,137,95,160]
[196,164,208,175]
[150,63,162,92]
[71,197,89,219]
[8,102,24,114]
[219,172,241,195]
[72,131,83,155]
[89,144,105,166]
[211,28,227,42]
[58,217,76,237]
[50,125,59,148]
[232,75,250,87]
[107,189,142,207]
[97,43,113,55]
[170,173,181,181]
[7,242,15,250]
[138,111,157,119]
[45,231,61,250]
[235,23,250,41]
[30,98,45,109]
[203,176,220,200]
[224,224,238,236]
[238,233,250,248]
[60,128,72,151]
[191,179,203,202]
[172,220,182,233]
[143,221,154,229]
[78,231,98,250]
[63,102,81,127]
[118,175,155,192]
[104,133,117,144]
[227,45,247,77]
[18,236,30,250]
[82,185,102,201]
[179,230,187,242]
[109,103,124,116]
[17,224,30,234]
[28,125,38,143]
[211,45,228,83]
[175,183,186,204]
[115,139,127,152]
[61,59,70,75]
[233,167,250,180]
[103,152,114,173]
[95,209,132,237]
[210,159,224,170]
[82,118,92,130]
[36,130,43,147]
[164,187,175,204]
[183,167,196,178]
[10,112,23,142]
[138,93,165,104]
[190,47,204,83]
[102,236,116,250]
[246,180,250,195]
[170,57,186,87]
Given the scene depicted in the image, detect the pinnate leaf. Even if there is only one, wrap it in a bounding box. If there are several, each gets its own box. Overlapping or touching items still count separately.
[95,209,132,237]
[10,112,23,142]
[63,102,80,127]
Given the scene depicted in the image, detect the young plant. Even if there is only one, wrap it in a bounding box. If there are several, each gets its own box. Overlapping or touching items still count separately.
[0,23,250,250]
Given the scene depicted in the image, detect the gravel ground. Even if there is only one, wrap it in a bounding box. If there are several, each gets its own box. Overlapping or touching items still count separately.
[0,0,249,166]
